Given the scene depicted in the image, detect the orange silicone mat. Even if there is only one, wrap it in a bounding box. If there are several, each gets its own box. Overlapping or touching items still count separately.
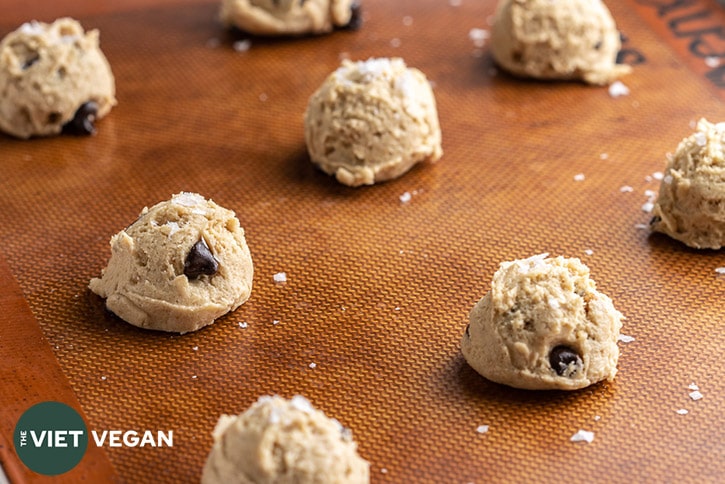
[0,0,723,482]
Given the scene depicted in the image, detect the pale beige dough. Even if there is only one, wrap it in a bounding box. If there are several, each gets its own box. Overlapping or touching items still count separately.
[651,119,725,249]
[220,0,357,35]
[202,395,370,484]
[490,0,631,85]
[304,57,442,187]
[0,17,116,138]
[89,193,253,334]
[461,254,623,390]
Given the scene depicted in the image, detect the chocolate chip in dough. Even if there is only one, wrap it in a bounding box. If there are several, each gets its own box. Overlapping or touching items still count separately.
[341,1,362,30]
[549,346,582,376]
[184,238,219,279]
[465,323,471,338]
[62,101,98,135]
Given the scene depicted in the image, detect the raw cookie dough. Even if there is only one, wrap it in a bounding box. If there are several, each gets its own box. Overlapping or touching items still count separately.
[651,119,725,249]
[490,0,631,85]
[461,254,623,390]
[0,17,116,139]
[202,395,370,484]
[304,57,443,187]
[220,0,360,36]
[89,192,253,334]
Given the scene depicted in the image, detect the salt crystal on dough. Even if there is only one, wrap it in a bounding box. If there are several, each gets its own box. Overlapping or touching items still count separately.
[290,395,313,413]
[273,272,287,283]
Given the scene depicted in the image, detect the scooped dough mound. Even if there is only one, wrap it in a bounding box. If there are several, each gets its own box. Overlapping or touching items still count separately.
[651,119,725,250]
[0,17,116,138]
[220,0,359,36]
[89,193,253,334]
[304,57,443,187]
[490,0,631,85]
[202,395,370,484]
[461,254,623,390]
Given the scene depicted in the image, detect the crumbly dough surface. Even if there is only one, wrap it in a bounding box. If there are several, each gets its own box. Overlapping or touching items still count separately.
[651,119,725,249]
[89,193,253,334]
[220,0,356,35]
[490,0,631,85]
[304,57,442,187]
[0,17,116,138]
[202,395,370,484]
[461,254,623,390]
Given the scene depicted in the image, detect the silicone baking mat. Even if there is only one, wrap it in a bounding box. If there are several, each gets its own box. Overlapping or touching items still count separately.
[0,0,723,482]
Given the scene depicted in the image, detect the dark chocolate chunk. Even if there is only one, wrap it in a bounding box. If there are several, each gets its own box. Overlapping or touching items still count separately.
[341,1,362,30]
[22,54,39,69]
[649,215,661,226]
[465,323,471,338]
[549,346,582,376]
[184,238,219,279]
[62,101,98,135]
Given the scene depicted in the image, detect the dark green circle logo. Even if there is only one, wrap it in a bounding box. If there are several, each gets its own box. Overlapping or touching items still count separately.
[13,401,88,476]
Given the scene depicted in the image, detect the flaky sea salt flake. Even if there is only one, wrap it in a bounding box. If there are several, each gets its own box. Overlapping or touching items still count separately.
[570,430,595,443]
[618,334,635,343]
[689,390,703,401]
[609,81,630,98]
[476,425,489,434]
[399,191,412,203]
[290,395,313,413]
[468,28,490,48]
[676,409,689,415]
[705,56,720,68]
[714,267,725,275]
[233,39,251,52]
[620,186,634,193]
[273,272,287,283]
[641,201,654,213]
[574,173,585,181]
[688,383,699,391]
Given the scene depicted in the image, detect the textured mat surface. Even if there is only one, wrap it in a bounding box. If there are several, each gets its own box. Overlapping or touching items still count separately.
[0,0,723,482]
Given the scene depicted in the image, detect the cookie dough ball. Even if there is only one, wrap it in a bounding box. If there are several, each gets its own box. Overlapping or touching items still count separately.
[461,254,623,390]
[0,18,116,139]
[89,193,253,334]
[202,395,370,484]
[651,119,725,249]
[304,57,442,187]
[220,0,360,36]
[490,0,631,85]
